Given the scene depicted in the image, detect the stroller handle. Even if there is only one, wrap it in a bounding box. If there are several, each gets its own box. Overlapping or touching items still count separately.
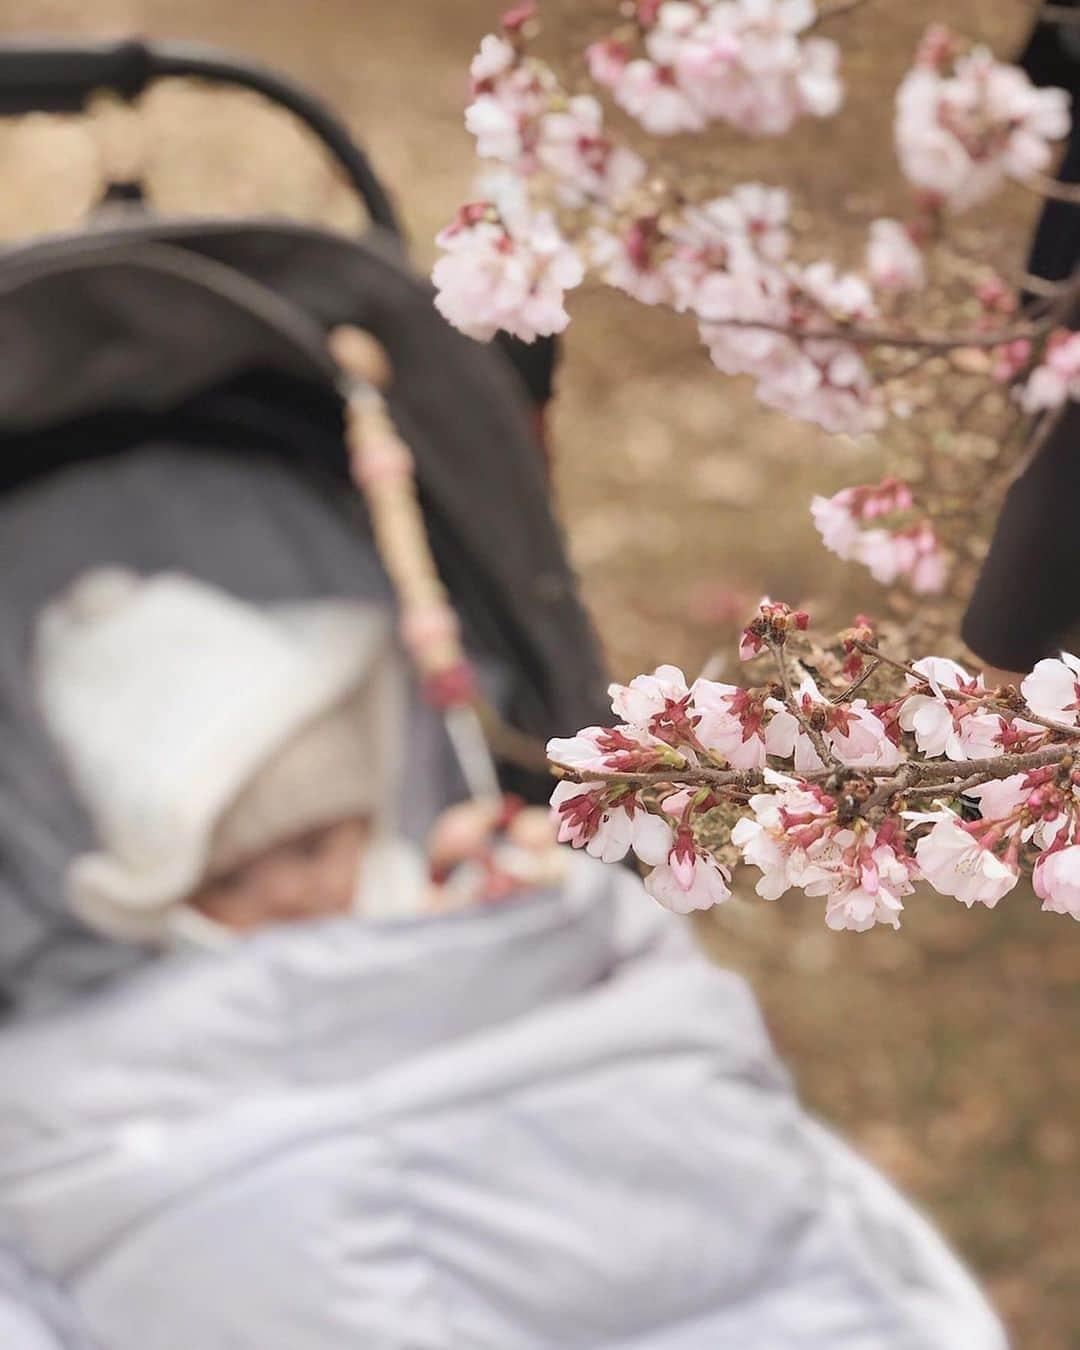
[0,37,401,237]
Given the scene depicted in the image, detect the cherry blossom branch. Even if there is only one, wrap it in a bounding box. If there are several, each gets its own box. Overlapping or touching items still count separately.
[996,399,1069,494]
[829,659,881,703]
[700,308,1067,353]
[555,741,1076,797]
[546,603,1080,927]
[811,0,874,26]
[1021,172,1080,206]
[851,639,1080,738]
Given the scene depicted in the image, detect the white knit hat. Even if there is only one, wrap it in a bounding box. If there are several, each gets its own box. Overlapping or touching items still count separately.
[34,568,403,943]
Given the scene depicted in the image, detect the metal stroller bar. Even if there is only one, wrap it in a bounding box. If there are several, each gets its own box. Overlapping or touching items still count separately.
[0,37,402,237]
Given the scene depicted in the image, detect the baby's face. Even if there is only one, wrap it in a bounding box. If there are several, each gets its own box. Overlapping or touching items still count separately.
[188,817,371,931]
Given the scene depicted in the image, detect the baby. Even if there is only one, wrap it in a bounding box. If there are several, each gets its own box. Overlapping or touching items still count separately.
[34,569,559,948]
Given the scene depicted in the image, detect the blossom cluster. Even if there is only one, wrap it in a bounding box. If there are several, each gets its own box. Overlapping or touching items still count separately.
[895,24,1071,212]
[692,229,885,436]
[547,605,1080,931]
[467,31,646,206]
[437,8,1063,441]
[602,188,887,434]
[1020,329,1080,414]
[433,195,584,341]
[586,0,843,138]
[864,219,925,295]
[434,1,1078,637]
[435,7,1071,437]
[811,478,946,594]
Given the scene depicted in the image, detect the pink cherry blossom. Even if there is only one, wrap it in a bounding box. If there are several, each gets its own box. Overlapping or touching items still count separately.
[609,664,691,728]
[610,58,707,136]
[1021,652,1080,727]
[1034,844,1080,919]
[1020,331,1080,413]
[895,34,1070,211]
[795,261,876,323]
[765,675,901,771]
[465,59,554,169]
[707,183,792,262]
[433,201,584,342]
[537,95,646,206]
[801,828,914,932]
[825,701,903,769]
[550,781,674,864]
[698,253,883,434]
[730,769,833,899]
[735,777,915,929]
[854,521,947,595]
[899,657,997,760]
[471,34,517,86]
[810,491,861,558]
[644,825,733,912]
[586,37,631,89]
[866,218,926,293]
[912,812,1020,908]
[589,219,675,306]
[465,30,645,209]
[600,0,842,138]
[899,697,966,760]
[663,185,790,312]
[700,282,883,435]
[690,680,780,768]
[547,724,683,774]
[811,479,944,593]
[753,340,883,436]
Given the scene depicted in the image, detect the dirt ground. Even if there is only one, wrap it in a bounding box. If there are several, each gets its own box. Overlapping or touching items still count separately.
[0,0,1076,1344]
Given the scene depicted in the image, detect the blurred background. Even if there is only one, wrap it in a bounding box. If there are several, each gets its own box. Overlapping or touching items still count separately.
[0,0,1074,1344]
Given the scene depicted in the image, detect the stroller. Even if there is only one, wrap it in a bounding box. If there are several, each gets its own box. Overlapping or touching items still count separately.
[0,38,609,1015]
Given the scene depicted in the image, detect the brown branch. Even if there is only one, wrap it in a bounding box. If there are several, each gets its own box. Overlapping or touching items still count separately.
[829,659,881,703]
[996,400,1069,495]
[904,774,985,799]
[851,639,1080,739]
[702,309,1064,353]
[553,742,1076,798]
[554,765,760,790]
[811,0,873,25]
[1021,172,1080,205]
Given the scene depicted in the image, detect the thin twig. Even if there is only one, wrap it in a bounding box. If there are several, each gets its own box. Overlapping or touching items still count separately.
[852,639,1080,738]
[766,635,842,769]
[829,659,881,703]
[703,309,1063,352]
[811,0,873,25]
[997,400,1069,495]
[1021,172,1080,205]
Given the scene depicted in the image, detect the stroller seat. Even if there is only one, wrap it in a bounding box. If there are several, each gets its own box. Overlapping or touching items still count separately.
[0,42,607,1013]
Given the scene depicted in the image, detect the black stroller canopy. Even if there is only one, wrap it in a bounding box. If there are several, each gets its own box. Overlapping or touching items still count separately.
[0,42,607,1012]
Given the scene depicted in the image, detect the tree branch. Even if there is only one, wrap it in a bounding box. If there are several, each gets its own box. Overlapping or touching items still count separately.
[829,659,881,703]
[553,742,1075,798]
[1021,172,1080,206]
[701,308,1065,352]
[811,0,873,25]
[851,639,1080,739]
